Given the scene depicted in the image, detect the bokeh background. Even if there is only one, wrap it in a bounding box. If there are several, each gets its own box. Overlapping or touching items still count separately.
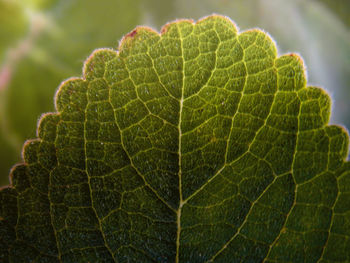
[0,0,349,186]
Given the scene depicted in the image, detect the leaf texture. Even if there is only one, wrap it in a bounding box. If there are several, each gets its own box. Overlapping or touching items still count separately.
[0,15,349,263]
[0,0,142,185]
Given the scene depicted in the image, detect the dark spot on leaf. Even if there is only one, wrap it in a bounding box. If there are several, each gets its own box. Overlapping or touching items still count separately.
[126,29,137,38]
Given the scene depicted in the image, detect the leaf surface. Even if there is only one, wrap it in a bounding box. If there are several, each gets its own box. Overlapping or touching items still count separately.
[1,15,349,263]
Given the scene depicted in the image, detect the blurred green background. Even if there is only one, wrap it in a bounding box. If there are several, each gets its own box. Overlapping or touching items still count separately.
[0,0,349,186]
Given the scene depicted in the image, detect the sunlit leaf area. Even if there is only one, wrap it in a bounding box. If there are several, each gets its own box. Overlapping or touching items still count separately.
[1,11,350,263]
[0,0,349,187]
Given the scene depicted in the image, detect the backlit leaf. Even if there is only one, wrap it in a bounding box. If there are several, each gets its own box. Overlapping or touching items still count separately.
[1,15,349,262]
[0,0,141,185]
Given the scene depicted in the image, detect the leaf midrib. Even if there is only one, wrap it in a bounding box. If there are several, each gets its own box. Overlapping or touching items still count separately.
[175,23,184,263]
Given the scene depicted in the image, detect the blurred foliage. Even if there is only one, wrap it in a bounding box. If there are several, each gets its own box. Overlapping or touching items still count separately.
[0,0,349,186]
[23,0,59,10]
[0,0,28,60]
[316,0,350,27]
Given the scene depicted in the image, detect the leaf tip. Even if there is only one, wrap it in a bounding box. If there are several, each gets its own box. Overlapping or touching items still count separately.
[118,26,159,54]
[160,18,194,35]
[8,163,25,189]
[121,26,158,41]
[54,77,84,112]
[125,29,138,38]
[83,48,117,80]
[200,13,238,29]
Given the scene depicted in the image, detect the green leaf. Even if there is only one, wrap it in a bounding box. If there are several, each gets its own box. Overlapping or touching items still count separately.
[0,0,141,185]
[1,15,349,262]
